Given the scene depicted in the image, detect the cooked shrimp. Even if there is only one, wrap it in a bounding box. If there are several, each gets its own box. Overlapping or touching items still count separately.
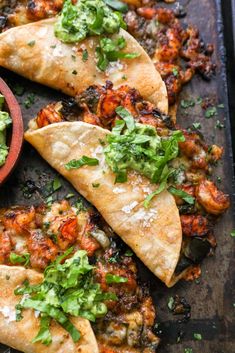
[36,102,63,128]
[3,207,36,235]
[27,229,58,269]
[180,214,209,237]
[0,231,12,263]
[195,180,230,215]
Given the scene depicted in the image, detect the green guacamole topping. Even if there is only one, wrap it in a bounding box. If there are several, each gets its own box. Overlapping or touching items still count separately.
[104,106,185,206]
[54,0,126,43]
[15,249,117,345]
[0,94,12,167]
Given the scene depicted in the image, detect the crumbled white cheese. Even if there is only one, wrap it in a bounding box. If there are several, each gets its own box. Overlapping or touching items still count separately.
[142,186,152,194]
[106,60,124,75]
[121,201,138,214]
[52,45,64,57]
[113,187,126,194]
[34,310,40,318]
[132,207,158,228]
[91,145,103,158]
[0,306,16,322]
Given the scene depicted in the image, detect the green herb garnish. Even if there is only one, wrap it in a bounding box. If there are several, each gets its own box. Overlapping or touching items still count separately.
[168,186,195,205]
[193,333,202,340]
[167,296,174,310]
[23,93,35,109]
[215,120,224,129]
[82,49,88,62]
[65,156,99,170]
[172,67,178,77]
[104,0,128,13]
[96,36,139,71]
[15,250,117,345]
[104,106,184,204]
[54,0,126,43]
[10,253,30,267]
[27,40,36,47]
[205,106,217,118]
[105,274,128,284]
[192,122,201,130]
[230,230,235,237]
[52,176,62,192]
[180,99,195,109]
[184,349,193,353]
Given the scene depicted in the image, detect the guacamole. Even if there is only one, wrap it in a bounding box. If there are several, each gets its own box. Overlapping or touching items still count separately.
[0,94,12,167]
[54,0,126,43]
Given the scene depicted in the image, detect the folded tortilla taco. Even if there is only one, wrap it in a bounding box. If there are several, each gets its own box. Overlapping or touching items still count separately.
[25,120,183,287]
[0,265,99,353]
[0,17,168,114]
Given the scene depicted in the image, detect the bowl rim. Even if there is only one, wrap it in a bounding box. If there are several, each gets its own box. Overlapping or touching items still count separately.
[0,77,24,185]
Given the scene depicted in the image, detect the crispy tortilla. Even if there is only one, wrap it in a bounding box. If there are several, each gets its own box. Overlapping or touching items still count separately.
[0,265,99,353]
[25,121,182,287]
[0,18,168,114]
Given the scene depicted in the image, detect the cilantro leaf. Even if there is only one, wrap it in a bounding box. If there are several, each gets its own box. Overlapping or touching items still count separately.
[9,253,30,267]
[105,274,128,283]
[96,36,139,71]
[168,186,195,205]
[230,230,235,237]
[32,315,52,345]
[104,0,128,13]
[65,156,99,170]
[15,250,115,345]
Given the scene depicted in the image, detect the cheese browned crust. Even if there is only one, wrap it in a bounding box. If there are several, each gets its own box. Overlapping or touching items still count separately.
[25,121,182,287]
[0,265,99,353]
[0,18,168,114]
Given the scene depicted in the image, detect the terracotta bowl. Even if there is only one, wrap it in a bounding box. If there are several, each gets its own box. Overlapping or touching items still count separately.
[0,78,24,185]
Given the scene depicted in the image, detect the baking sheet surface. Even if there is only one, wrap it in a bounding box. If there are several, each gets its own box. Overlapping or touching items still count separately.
[0,0,234,352]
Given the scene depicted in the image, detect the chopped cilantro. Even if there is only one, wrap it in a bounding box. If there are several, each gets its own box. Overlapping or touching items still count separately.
[172,67,178,77]
[96,36,139,72]
[72,70,78,75]
[104,0,128,12]
[216,176,222,183]
[92,183,100,188]
[196,97,203,104]
[217,103,224,108]
[192,122,201,130]
[74,200,87,212]
[65,193,75,199]
[194,333,202,340]
[15,250,116,345]
[124,249,133,257]
[215,120,224,129]
[104,106,184,206]
[184,349,193,353]
[27,40,36,47]
[65,156,99,170]
[168,186,195,205]
[82,49,88,62]
[205,106,217,118]
[167,297,174,310]
[105,274,128,284]
[230,230,235,237]
[180,99,195,109]
[50,45,57,49]
[23,93,35,109]
[10,253,30,267]
[52,176,62,192]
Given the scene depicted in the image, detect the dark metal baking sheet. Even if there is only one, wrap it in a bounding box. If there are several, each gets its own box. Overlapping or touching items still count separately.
[0,0,234,352]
